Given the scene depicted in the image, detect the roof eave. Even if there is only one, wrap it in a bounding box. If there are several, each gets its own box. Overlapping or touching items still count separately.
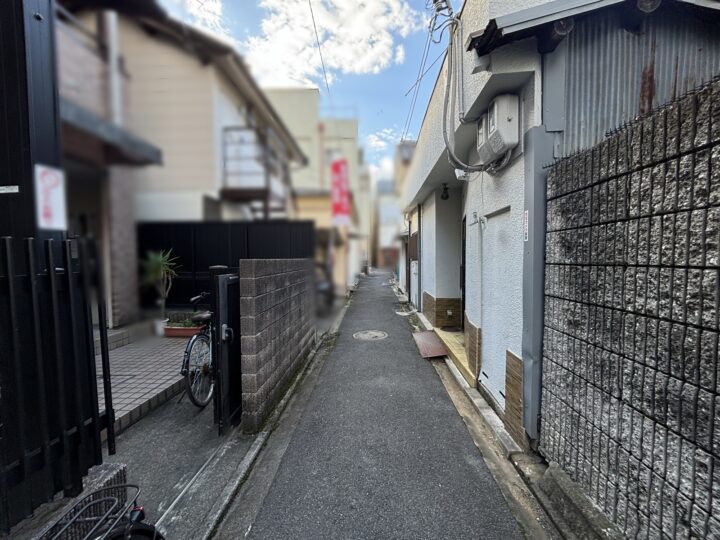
[466,0,720,56]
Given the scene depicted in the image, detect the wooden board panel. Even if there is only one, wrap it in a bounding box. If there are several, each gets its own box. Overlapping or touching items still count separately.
[505,350,526,447]
[412,331,448,358]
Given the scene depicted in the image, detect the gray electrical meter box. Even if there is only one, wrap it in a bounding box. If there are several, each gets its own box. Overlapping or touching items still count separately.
[476,94,519,165]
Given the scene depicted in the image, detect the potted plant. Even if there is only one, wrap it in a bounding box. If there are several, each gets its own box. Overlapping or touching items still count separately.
[141,249,179,335]
[164,317,204,338]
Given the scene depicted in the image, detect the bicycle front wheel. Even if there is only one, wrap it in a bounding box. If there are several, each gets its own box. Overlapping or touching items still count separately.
[185,333,214,408]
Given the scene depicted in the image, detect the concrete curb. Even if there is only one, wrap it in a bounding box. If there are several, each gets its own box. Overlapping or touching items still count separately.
[416,311,433,330]
[533,463,624,540]
[202,300,350,538]
[440,344,624,540]
[443,357,522,458]
[198,432,269,540]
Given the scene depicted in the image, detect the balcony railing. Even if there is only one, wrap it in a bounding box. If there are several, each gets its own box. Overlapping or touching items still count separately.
[222,126,290,207]
[55,6,129,124]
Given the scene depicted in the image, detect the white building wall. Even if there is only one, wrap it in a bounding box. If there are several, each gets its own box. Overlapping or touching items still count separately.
[212,73,247,190]
[135,191,206,220]
[400,0,544,413]
[401,0,542,211]
[420,192,436,300]
[398,243,407,292]
[463,161,525,407]
[117,17,216,223]
[434,189,462,299]
[347,238,360,287]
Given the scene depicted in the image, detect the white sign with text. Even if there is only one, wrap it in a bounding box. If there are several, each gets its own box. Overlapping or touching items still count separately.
[35,164,68,231]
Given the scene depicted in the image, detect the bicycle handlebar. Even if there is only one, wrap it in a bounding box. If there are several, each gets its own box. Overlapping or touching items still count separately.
[190,292,210,305]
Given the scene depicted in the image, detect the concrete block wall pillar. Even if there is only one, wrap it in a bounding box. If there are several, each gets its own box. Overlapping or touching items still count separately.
[239,259,315,432]
[105,166,139,327]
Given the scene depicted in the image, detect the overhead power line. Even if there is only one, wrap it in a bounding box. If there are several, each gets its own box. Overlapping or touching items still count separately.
[308,0,332,101]
[404,49,445,97]
[401,21,433,141]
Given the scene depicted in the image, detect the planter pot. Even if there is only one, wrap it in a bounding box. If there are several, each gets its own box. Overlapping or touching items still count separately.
[164,325,203,338]
[153,318,169,336]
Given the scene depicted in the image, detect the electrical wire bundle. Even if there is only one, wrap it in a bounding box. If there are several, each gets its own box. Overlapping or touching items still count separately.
[403,0,511,176]
[436,1,512,176]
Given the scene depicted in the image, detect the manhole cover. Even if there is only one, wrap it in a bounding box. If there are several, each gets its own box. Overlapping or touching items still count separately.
[353,330,388,340]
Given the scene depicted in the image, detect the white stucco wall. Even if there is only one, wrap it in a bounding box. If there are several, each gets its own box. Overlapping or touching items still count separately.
[398,244,407,292]
[435,188,462,298]
[461,75,536,408]
[135,191,208,220]
[463,163,525,408]
[402,0,545,412]
[420,192,436,300]
[347,238,360,287]
[213,74,247,190]
[402,0,542,211]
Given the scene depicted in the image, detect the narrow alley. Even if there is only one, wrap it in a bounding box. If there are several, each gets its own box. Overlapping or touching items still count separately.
[216,272,524,539]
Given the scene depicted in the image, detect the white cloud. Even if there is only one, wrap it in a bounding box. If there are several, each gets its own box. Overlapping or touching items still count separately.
[185,0,224,31]
[161,0,236,43]
[244,0,424,87]
[369,156,394,183]
[365,127,403,153]
[366,134,388,150]
[394,44,405,64]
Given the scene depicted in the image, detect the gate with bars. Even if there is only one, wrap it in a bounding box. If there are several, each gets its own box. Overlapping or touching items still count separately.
[0,237,115,533]
[209,266,243,436]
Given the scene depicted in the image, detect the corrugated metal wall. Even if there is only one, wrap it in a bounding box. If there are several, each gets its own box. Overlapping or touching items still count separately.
[562,5,720,155]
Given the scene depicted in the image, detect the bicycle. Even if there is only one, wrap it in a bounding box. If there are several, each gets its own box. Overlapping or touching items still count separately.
[45,484,163,539]
[180,292,215,408]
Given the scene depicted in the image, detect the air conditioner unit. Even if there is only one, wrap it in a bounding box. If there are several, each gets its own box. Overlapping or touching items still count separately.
[476,94,519,165]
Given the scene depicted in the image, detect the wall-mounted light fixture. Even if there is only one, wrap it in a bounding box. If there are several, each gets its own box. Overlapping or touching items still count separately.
[468,211,479,226]
[440,183,449,200]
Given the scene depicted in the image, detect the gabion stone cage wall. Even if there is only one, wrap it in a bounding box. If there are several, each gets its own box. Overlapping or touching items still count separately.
[541,79,720,538]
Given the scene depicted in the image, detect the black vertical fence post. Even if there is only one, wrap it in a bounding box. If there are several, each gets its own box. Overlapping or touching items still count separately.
[45,239,77,495]
[25,237,52,483]
[0,0,64,244]
[2,237,29,484]
[0,235,107,532]
[209,265,229,429]
[63,240,86,454]
[78,239,103,464]
[92,241,116,456]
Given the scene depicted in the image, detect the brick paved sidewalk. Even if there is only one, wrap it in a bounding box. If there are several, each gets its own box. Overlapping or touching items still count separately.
[97,336,188,433]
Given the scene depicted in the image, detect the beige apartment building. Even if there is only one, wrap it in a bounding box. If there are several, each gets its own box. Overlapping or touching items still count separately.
[264,88,370,293]
[117,14,305,222]
[63,0,305,325]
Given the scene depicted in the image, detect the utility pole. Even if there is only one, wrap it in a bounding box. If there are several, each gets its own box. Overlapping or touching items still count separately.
[0,0,64,250]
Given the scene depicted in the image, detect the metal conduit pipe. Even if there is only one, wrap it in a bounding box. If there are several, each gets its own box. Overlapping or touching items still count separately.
[442,19,489,173]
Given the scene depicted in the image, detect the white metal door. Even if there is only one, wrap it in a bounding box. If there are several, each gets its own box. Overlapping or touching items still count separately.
[480,209,518,410]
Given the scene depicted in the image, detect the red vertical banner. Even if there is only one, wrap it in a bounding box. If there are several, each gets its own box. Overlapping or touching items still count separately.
[331,158,351,226]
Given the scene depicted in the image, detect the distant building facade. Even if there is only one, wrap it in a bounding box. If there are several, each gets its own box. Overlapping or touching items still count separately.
[63,0,305,325]
[265,88,369,293]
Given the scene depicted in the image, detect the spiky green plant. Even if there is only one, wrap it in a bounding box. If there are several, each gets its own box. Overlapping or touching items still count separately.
[141,249,179,319]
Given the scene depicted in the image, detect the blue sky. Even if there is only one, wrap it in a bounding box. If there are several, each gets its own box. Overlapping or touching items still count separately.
[162,0,455,181]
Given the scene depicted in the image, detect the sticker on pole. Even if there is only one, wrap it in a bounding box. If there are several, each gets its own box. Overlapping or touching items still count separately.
[523,209,529,242]
[35,164,68,231]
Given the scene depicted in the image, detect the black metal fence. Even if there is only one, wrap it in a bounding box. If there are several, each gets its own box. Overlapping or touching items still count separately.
[209,267,242,436]
[137,220,315,307]
[0,237,113,533]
